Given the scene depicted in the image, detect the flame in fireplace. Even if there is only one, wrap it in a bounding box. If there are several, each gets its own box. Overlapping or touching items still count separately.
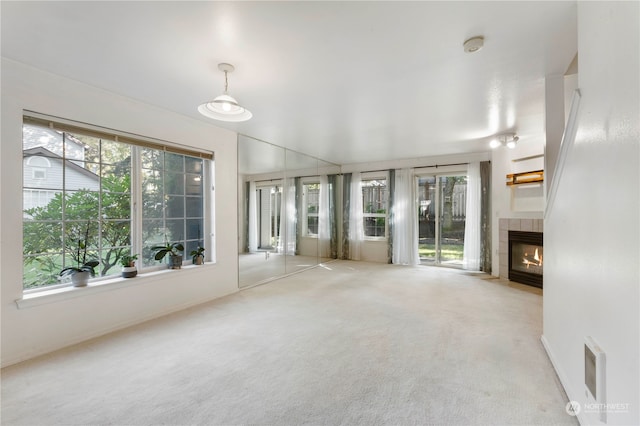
[522,248,543,268]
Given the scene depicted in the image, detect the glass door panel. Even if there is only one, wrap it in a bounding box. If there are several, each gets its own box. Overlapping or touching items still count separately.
[438,176,467,267]
[417,174,467,267]
[417,177,436,263]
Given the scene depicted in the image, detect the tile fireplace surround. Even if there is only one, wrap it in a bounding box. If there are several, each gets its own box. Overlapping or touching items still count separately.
[499,218,544,280]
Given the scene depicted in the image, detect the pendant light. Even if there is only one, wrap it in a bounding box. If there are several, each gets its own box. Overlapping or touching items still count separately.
[198,63,252,122]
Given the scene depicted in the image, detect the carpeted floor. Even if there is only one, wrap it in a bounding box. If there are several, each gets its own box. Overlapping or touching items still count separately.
[1,261,577,425]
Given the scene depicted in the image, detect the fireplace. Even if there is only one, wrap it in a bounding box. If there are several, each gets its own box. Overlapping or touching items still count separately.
[508,231,543,288]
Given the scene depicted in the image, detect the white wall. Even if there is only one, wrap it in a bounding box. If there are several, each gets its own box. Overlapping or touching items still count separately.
[1,59,239,367]
[543,2,639,425]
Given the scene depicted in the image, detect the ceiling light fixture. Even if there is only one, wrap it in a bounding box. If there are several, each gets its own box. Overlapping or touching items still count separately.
[490,133,519,149]
[463,36,484,53]
[198,63,252,122]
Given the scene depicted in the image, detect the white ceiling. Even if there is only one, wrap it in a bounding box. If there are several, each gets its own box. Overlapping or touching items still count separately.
[1,1,577,166]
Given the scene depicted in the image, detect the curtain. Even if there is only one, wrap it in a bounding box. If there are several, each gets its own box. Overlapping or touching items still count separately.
[318,175,331,258]
[295,177,302,255]
[391,168,420,265]
[387,169,395,263]
[278,178,297,255]
[248,181,258,252]
[348,172,364,260]
[480,161,491,272]
[463,162,481,270]
[341,173,352,259]
[328,174,338,259]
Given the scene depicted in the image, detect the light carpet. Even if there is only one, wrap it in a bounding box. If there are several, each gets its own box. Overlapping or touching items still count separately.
[1,261,577,425]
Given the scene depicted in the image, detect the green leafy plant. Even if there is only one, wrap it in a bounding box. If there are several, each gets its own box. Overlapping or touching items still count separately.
[151,242,184,261]
[120,254,138,268]
[59,221,99,277]
[190,246,205,263]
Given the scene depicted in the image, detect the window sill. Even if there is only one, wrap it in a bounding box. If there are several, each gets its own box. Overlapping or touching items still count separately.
[364,237,388,242]
[15,263,217,310]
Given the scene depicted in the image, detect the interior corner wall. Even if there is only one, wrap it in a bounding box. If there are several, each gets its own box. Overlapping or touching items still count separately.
[544,74,566,194]
[542,2,639,425]
[490,141,544,277]
[1,59,239,367]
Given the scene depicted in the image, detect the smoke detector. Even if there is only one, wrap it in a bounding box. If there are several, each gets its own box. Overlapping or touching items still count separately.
[463,36,484,53]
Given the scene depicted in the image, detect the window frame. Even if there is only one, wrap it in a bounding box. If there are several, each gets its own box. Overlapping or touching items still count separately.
[22,114,215,293]
[361,171,389,241]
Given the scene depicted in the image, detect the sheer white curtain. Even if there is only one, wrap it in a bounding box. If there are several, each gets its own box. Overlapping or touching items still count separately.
[318,175,330,258]
[463,162,481,270]
[248,181,258,252]
[278,179,297,255]
[349,172,364,260]
[392,168,420,265]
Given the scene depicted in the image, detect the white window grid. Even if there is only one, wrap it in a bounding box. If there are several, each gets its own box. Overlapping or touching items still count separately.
[22,124,213,292]
[361,172,388,240]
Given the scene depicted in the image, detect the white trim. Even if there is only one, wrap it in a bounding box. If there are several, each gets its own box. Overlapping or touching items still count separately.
[16,263,218,309]
[541,335,587,425]
[546,89,581,219]
[26,156,52,167]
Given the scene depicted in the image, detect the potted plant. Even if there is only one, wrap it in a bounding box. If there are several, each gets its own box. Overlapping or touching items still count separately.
[59,222,99,287]
[190,246,205,265]
[121,254,138,278]
[151,242,184,269]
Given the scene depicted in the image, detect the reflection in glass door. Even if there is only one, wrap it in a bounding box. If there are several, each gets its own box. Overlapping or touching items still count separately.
[417,175,467,267]
[256,185,281,250]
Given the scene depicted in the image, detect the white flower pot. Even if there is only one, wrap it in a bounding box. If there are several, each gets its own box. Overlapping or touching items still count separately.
[122,266,137,278]
[72,271,91,287]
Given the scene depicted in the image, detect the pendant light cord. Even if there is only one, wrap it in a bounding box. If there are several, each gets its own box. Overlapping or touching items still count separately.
[224,71,229,94]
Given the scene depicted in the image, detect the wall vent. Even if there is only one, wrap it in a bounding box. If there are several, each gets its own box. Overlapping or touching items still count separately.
[584,336,606,423]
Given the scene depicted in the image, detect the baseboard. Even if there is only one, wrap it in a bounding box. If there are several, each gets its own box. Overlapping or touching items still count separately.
[541,334,587,425]
[1,287,238,368]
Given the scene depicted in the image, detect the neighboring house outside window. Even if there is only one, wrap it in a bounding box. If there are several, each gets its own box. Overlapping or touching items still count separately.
[303,181,319,237]
[362,174,388,239]
[22,119,212,291]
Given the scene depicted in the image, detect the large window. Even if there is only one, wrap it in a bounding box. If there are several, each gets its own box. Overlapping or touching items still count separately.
[22,117,213,290]
[362,177,387,239]
[303,182,319,236]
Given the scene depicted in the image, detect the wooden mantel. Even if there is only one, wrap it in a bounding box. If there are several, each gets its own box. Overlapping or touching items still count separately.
[506,170,544,186]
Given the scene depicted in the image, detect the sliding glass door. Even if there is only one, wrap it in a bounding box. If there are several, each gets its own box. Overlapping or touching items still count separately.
[417,174,467,267]
[256,184,281,250]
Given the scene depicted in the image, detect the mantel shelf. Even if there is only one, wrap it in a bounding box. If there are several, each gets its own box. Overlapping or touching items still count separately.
[506,170,544,186]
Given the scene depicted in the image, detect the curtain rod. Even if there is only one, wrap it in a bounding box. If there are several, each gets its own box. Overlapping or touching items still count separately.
[253,178,282,184]
[358,161,472,174]
[253,173,341,184]
[250,162,486,182]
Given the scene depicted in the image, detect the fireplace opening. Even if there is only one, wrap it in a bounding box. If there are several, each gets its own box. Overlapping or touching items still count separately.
[509,231,543,288]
